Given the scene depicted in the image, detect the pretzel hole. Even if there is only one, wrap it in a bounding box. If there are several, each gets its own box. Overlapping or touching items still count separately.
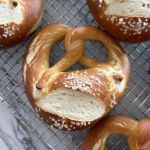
[49,41,65,66]
[84,41,108,62]
[106,135,128,149]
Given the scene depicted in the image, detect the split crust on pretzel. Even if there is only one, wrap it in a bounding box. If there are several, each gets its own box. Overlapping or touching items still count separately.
[23,23,130,130]
[81,115,150,150]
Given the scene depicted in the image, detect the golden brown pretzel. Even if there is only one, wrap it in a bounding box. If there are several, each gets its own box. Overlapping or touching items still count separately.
[23,24,130,131]
[81,116,150,150]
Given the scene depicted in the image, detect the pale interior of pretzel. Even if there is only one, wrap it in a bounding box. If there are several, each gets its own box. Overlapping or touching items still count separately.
[0,0,23,24]
[104,0,150,17]
[81,115,150,150]
[24,24,130,124]
[38,89,105,121]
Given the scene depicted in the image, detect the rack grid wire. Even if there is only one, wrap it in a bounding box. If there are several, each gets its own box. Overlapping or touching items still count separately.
[0,0,150,150]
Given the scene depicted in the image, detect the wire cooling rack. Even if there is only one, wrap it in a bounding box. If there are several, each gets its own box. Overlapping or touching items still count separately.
[0,0,150,149]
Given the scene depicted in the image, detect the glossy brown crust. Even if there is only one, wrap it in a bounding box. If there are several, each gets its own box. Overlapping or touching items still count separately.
[88,0,150,43]
[81,116,150,150]
[0,0,44,50]
[23,24,130,131]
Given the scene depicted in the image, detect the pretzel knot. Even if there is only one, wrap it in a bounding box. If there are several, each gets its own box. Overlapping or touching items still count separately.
[81,116,150,150]
[23,24,130,130]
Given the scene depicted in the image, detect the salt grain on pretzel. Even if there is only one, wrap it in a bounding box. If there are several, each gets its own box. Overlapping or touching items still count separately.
[23,24,130,130]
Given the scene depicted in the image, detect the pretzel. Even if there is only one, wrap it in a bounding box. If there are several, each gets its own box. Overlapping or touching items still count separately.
[23,23,130,130]
[81,115,150,150]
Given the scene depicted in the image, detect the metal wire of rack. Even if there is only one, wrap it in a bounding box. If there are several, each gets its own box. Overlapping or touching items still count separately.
[0,0,150,150]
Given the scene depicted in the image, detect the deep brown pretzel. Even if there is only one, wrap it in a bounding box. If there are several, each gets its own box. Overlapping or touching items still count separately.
[23,24,130,130]
[81,116,150,150]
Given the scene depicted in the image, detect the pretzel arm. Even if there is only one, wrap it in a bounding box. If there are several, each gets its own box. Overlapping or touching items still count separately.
[78,56,106,68]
